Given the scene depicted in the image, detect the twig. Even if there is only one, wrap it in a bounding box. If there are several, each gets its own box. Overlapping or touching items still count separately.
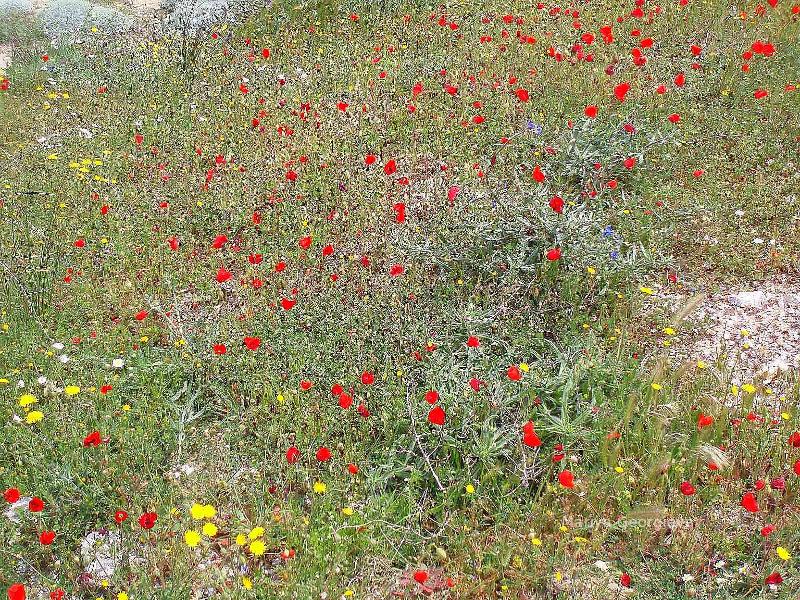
[404,386,445,492]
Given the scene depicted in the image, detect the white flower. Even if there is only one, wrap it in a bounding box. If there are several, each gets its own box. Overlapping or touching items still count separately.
[112,358,125,369]
[37,376,47,385]
[594,560,609,572]
[59,354,70,363]
[682,574,694,583]
[52,342,64,350]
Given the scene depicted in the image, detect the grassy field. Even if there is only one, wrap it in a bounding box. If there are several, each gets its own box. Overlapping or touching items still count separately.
[1,0,800,598]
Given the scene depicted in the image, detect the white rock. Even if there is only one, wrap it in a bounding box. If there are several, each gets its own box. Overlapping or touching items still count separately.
[729,291,767,308]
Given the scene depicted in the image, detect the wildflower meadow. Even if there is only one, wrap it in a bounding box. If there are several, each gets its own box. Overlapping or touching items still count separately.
[1,0,799,598]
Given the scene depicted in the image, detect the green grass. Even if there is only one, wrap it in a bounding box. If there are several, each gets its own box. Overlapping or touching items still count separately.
[1,0,800,598]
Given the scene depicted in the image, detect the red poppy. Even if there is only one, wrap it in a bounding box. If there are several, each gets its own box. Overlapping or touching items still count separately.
[549,196,564,214]
[114,510,128,524]
[4,488,20,503]
[389,264,405,277]
[740,492,759,513]
[614,82,631,101]
[384,159,397,175]
[243,337,261,351]
[413,570,428,584]
[216,267,232,283]
[522,421,542,448]
[361,371,375,385]
[558,470,575,488]
[620,573,631,588]
[584,105,598,118]
[507,365,522,381]
[138,512,157,529]
[515,88,529,102]
[697,413,714,429]
[339,393,353,409]
[316,447,331,462]
[7,584,25,600]
[765,572,783,586]
[211,234,227,249]
[299,236,312,250]
[213,344,227,355]
[281,298,297,310]
[424,390,439,404]
[428,406,446,426]
[679,481,696,496]
[82,431,103,447]
[532,165,545,183]
[29,497,44,512]
[546,248,562,261]
[39,531,56,545]
[286,447,300,463]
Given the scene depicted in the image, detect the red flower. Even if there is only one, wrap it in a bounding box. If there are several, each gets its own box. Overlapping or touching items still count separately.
[697,413,714,429]
[620,573,631,587]
[134,310,148,321]
[558,470,575,488]
[361,371,375,385]
[338,393,353,409]
[299,236,312,250]
[424,390,439,404]
[428,406,446,426]
[679,481,695,496]
[316,447,332,462]
[584,105,598,118]
[740,492,759,513]
[347,463,359,474]
[522,421,542,448]
[413,571,428,585]
[384,159,397,175]
[281,298,297,310]
[216,267,232,283]
[614,82,631,102]
[7,584,26,600]
[546,248,562,261]
[213,344,227,355]
[4,488,20,503]
[549,196,564,214]
[532,165,545,183]
[82,431,103,447]
[765,572,783,586]
[138,512,158,529]
[466,336,480,348]
[507,365,522,381]
[674,72,686,87]
[515,88,529,102]
[286,446,300,463]
[211,234,227,249]
[114,510,128,524]
[794,459,800,476]
[389,264,405,277]
[28,497,44,512]
[788,431,800,447]
[39,531,56,545]
[243,337,261,351]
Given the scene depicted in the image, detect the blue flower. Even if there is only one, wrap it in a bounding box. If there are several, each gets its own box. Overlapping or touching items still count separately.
[610,250,619,260]
[602,225,615,237]
[526,121,543,135]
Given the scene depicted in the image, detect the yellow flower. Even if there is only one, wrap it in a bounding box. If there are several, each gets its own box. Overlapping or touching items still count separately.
[65,385,80,396]
[776,547,791,560]
[242,577,252,590]
[465,484,475,494]
[614,466,625,473]
[520,363,530,372]
[184,530,201,547]
[741,383,756,394]
[118,593,129,600]
[249,540,266,556]
[342,507,354,516]
[639,286,654,295]
[531,537,542,546]
[190,503,205,519]
[19,394,38,407]
[731,385,739,395]
[781,412,791,420]
[313,481,326,494]
[696,360,707,369]
[663,327,676,335]
[651,383,662,391]
[235,533,247,546]
[201,504,216,519]
[587,266,597,275]
[202,522,218,537]
[248,526,265,540]
[26,411,44,424]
